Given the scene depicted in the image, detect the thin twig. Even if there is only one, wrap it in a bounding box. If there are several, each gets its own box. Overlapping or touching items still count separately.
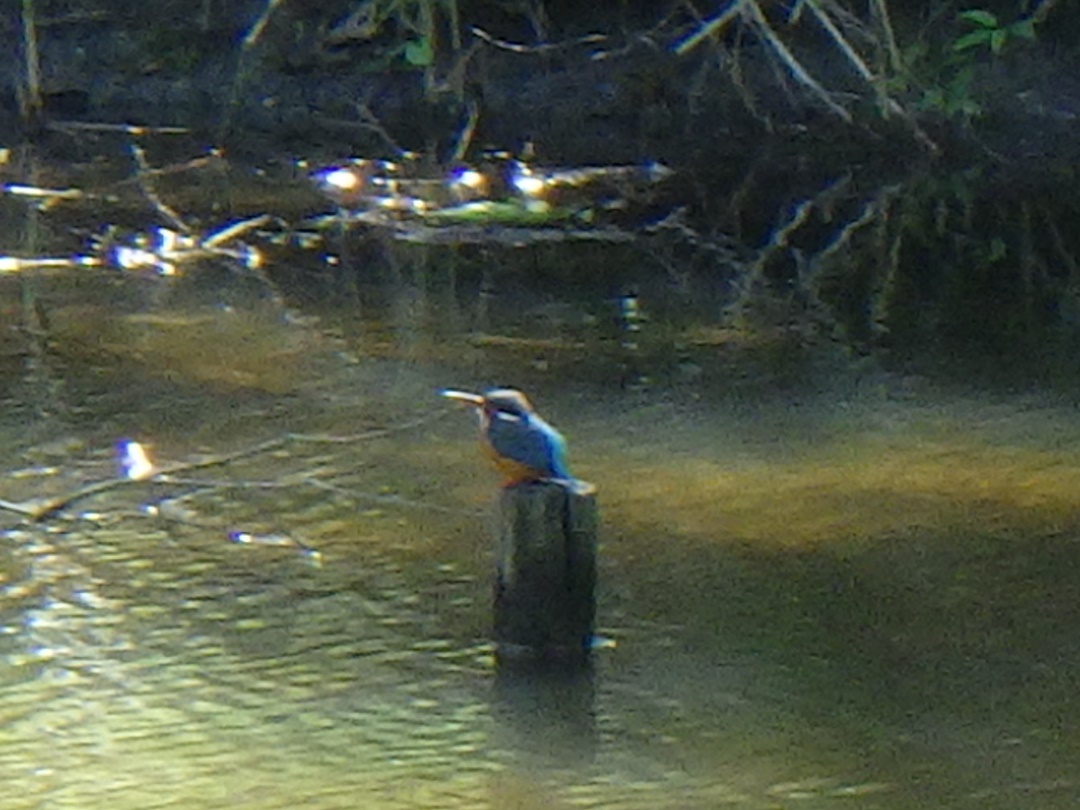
[130,143,193,234]
[218,0,286,145]
[810,0,937,153]
[287,411,450,444]
[450,100,480,163]
[744,0,852,122]
[201,215,277,249]
[2,411,450,523]
[470,25,606,54]
[242,0,286,49]
[303,477,481,515]
[731,174,849,316]
[806,0,876,85]
[47,121,191,136]
[867,0,901,73]
[673,0,745,55]
[349,103,409,156]
[0,498,36,518]
[816,183,902,262]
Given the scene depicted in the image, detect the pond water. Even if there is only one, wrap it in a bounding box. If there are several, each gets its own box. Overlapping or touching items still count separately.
[1,149,1079,809]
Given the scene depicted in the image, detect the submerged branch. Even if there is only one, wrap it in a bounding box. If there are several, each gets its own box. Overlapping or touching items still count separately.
[130,143,192,234]
[47,121,191,136]
[0,412,451,523]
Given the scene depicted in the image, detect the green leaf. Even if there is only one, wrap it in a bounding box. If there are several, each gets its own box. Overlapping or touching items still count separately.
[921,88,946,111]
[953,29,993,51]
[958,9,999,28]
[404,37,434,66]
[1009,19,1037,40]
[955,64,977,85]
[988,237,1007,262]
[990,28,1007,54]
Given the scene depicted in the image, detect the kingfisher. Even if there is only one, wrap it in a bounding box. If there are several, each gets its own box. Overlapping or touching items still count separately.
[441,387,574,486]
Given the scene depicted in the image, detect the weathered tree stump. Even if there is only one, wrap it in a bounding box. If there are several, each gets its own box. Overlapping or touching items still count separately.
[493,480,597,659]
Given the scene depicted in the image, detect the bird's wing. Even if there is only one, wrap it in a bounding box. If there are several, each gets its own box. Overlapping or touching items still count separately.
[486,413,563,477]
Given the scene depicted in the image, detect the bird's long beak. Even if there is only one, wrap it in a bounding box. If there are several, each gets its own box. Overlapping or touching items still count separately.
[440,389,485,407]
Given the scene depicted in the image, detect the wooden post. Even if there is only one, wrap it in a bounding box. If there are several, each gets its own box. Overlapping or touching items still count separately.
[493,480,597,659]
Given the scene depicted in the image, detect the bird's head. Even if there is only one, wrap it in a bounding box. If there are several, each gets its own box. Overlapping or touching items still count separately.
[441,387,536,418]
[478,388,535,417]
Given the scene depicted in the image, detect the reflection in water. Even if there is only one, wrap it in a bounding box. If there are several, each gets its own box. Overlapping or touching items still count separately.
[3,332,1079,808]
[492,657,598,768]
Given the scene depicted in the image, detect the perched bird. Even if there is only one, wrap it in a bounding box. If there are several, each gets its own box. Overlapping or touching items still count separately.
[442,387,573,486]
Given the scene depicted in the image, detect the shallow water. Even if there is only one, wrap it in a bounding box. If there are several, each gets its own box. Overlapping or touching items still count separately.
[2,165,1080,809]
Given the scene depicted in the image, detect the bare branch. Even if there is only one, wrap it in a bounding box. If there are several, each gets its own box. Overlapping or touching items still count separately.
[743,0,853,122]
[130,143,193,234]
[1,412,450,523]
[674,0,745,55]
[470,26,606,55]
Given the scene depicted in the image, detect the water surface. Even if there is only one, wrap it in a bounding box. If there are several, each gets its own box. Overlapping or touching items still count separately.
[1,157,1079,810]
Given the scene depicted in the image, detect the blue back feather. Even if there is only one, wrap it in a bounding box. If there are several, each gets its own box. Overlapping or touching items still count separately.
[486,410,572,479]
